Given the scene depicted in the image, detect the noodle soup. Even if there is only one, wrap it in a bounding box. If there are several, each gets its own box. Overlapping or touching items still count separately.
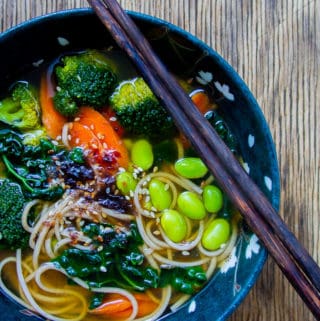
[0,47,242,321]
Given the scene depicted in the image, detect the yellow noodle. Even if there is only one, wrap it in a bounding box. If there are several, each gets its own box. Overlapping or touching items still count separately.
[153,252,210,267]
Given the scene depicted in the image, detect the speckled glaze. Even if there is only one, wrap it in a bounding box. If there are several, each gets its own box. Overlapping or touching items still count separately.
[0,9,280,321]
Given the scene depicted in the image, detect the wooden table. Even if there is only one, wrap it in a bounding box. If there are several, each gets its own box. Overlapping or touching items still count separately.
[1,1,319,320]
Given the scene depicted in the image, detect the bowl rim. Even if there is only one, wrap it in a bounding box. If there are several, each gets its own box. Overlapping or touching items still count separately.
[0,7,280,321]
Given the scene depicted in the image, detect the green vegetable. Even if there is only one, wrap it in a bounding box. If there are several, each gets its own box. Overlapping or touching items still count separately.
[160,209,187,243]
[205,110,238,154]
[53,50,118,116]
[153,139,178,166]
[203,185,223,213]
[68,147,85,164]
[22,127,48,146]
[0,81,41,131]
[148,178,172,211]
[116,171,137,195]
[177,191,206,220]
[53,222,159,292]
[0,129,64,200]
[159,266,207,295]
[201,218,230,251]
[131,139,154,170]
[0,179,29,250]
[110,78,176,140]
[174,157,208,179]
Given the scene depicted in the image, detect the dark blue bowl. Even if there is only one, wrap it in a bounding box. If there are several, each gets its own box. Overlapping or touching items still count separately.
[0,8,280,321]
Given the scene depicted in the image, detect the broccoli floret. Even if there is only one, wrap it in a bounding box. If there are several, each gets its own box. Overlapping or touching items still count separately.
[110,77,176,140]
[0,81,41,131]
[53,50,118,116]
[22,127,48,146]
[0,179,29,250]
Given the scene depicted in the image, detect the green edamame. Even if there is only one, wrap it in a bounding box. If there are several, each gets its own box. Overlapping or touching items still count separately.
[177,191,206,220]
[116,172,137,195]
[203,185,223,213]
[174,157,208,179]
[131,139,153,170]
[161,209,187,243]
[149,178,172,211]
[201,218,230,251]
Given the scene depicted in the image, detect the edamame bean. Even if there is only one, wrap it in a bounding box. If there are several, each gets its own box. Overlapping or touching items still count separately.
[116,172,137,195]
[161,209,187,243]
[149,179,172,211]
[203,185,223,213]
[177,191,206,220]
[174,157,208,179]
[131,139,153,170]
[201,218,230,251]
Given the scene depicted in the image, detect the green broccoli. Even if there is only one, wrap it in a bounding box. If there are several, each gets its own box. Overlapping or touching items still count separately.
[53,50,118,117]
[110,77,176,140]
[0,179,29,250]
[0,81,41,131]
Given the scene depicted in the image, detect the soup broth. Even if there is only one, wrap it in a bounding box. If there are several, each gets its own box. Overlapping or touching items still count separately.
[0,48,241,321]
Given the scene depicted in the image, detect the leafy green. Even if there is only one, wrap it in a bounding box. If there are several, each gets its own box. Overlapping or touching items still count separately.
[159,266,207,295]
[53,222,158,292]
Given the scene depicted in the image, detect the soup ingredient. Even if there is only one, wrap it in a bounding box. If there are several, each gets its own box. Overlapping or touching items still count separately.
[53,50,118,116]
[0,179,29,249]
[148,178,172,211]
[191,90,212,114]
[174,157,208,179]
[177,191,206,220]
[160,209,187,242]
[201,218,231,251]
[40,75,67,139]
[0,81,41,131]
[69,107,129,171]
[89,292,158,318]
[205,110,238,154]
[116,171,137,195]
[203,185,224,213]
[0,129,64,200]
[53,222,159,292]
[110,77,176,140]
[22,127,48,146]
[159,266,207,295]
[152,139,178,166]
[131,139,153,170]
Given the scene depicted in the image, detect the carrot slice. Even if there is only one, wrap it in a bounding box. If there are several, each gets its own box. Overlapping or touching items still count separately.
[39,75,67,139]
[76,107,129,170]
[191,91,211,114]
[89,292,158,319]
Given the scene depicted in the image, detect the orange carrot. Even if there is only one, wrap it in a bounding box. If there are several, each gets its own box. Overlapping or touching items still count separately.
[76,107,129,170]
[100,106,125,137]
[191,91,211,114]
[89,292,158,319]
[39,75,67,139]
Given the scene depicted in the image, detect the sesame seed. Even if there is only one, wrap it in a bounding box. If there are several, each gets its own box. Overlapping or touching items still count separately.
[56,86,61,92]
[74,117,80,122]
[69,123,73,130]
[129,190,134,198]
[90,124,95,130]
[97,246,103,252]
[56,135,62,140]
[153,230,161,236]
[109,116,117,122]
[182,251,190,256]
[118,167,126,173]
[67,134,71,141]
[125,195,130,200]
[153,166,159,173]
[99,265,107,272]
[103,142,108,149]
[164,184,170,191]
[151,206,157,212]
[92,144,98,149]
[145,196,150,203]
[143,248,153,255]
[75,138,80,144]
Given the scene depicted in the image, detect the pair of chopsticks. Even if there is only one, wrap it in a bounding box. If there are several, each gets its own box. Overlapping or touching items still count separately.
[87,0,320,318]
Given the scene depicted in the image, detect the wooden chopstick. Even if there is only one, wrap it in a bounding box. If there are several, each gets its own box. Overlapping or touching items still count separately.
[87,0,320,318]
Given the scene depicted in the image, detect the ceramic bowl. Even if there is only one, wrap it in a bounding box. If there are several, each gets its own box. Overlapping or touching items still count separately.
[0,8,280,321]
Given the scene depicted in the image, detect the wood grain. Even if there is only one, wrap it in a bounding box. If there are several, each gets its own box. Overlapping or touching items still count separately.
[1,1,319,320]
